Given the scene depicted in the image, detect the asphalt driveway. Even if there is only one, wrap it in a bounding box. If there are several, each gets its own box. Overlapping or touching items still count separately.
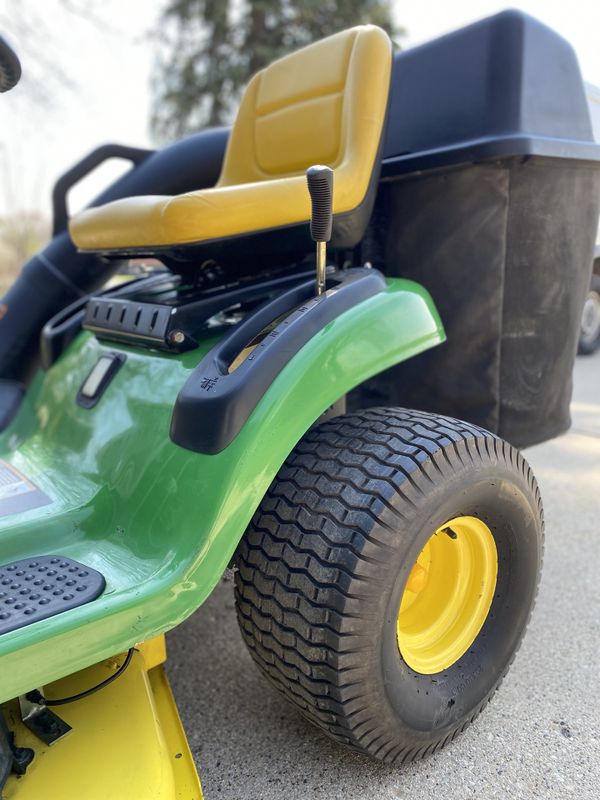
[168,349,600,800]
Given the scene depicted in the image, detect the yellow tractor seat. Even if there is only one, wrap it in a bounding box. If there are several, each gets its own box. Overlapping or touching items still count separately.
[69,26,392,270]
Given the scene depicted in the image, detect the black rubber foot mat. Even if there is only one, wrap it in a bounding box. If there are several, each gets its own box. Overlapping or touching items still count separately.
[0,556,105,636]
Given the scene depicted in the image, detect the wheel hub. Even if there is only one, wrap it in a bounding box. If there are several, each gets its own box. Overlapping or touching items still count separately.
[397,516,498,674]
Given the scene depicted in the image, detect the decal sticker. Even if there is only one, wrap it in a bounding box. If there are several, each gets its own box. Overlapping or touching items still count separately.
[0,460,51,518]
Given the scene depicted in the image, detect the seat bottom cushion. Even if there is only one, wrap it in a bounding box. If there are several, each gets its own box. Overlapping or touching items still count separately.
[69,176,314,254]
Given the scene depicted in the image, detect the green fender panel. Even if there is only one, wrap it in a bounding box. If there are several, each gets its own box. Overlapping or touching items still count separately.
[0,278,444,701]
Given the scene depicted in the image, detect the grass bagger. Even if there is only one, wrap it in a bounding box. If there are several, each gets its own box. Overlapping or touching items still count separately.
[1,11,600,799]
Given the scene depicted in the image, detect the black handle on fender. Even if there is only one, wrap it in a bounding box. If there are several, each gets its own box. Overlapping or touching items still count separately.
[51,144,153,235]
[306,165,334,242]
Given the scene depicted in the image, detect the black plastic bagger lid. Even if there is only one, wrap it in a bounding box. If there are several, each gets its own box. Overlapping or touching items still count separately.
[382,9,600,176]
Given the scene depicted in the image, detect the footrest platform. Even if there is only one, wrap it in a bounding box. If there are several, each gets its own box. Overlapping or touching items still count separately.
[0,556,105,636]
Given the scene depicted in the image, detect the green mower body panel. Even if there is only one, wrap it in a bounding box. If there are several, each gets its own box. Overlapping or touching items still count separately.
[0,278,443,703]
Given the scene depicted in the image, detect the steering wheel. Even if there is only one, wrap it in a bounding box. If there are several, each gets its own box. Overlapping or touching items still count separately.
[0,35,21,93]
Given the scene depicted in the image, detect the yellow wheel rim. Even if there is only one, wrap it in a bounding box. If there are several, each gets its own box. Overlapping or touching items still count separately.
[397,516,498,674]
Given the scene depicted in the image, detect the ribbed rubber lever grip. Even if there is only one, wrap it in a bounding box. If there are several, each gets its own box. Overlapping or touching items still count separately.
[306,165,333,242]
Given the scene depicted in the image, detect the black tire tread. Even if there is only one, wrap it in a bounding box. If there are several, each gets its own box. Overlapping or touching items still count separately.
[234,407,543,763]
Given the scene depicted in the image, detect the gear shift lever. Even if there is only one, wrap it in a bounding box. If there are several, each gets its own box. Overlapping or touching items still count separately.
[306,165,333,296]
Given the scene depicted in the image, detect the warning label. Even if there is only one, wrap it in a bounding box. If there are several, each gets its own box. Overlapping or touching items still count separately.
[0,460,51,518]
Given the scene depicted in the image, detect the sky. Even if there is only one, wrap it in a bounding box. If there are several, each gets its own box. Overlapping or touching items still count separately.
[2,0,600,216]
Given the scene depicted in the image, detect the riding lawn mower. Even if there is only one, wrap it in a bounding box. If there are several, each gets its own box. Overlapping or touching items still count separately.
[1,10,599,799]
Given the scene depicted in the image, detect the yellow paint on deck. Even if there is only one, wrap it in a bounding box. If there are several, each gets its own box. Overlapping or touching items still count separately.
[3,636,202,800]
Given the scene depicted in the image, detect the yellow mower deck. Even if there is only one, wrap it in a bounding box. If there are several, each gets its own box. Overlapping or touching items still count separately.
[2,637,202,800]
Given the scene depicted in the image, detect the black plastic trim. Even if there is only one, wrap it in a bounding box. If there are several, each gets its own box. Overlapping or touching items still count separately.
[41,272,177,369]
[381,135,600,179]
[84,299,176,351]
[82,270,315,353]
[170,268,386,454]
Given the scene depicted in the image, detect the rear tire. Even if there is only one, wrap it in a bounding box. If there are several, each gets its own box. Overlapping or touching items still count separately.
[234,408,544,763]
[578,274,600,355]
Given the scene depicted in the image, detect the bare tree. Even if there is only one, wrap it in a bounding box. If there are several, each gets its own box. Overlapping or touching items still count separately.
[151,0,403,141]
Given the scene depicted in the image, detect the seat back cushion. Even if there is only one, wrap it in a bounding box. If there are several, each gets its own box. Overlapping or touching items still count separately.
[217,25,391,217]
